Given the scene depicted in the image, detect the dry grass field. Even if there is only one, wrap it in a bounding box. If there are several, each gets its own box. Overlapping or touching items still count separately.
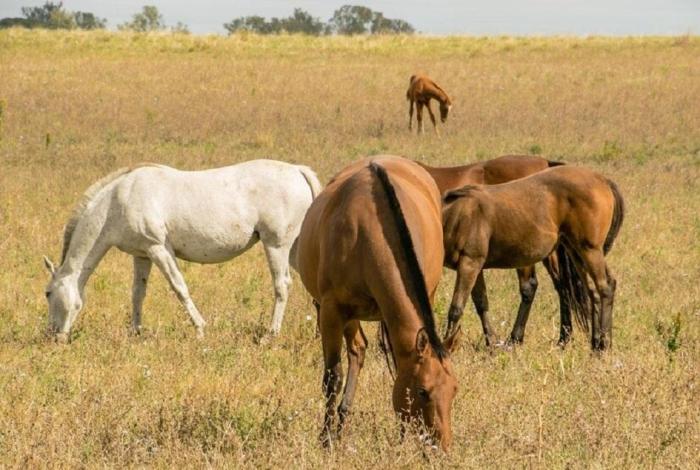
[0,29,699,467]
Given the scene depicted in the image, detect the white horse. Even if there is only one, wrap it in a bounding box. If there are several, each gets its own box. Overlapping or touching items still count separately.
[43,159,322,342]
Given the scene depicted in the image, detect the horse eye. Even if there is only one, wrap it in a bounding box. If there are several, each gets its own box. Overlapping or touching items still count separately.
[45,292,51,299]
[417,388,430,401]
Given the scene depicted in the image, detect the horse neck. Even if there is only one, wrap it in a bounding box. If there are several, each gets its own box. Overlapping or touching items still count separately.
[58,201,111,293]
[425,86,449,105]
[382,305,424,362]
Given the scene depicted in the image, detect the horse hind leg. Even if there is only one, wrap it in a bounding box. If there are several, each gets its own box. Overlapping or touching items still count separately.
[262,242,293,336]
[447,256,485,341]
[147,244,206,338]
[579,248,615,350]
[319,298,344,448]
[337,322,368,436]
[544,249,573,346]
[131,256,152,335]
[408,99,415,131]
[509,266,539,345]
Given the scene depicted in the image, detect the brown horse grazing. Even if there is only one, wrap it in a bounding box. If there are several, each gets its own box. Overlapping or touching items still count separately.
[296,155,461,451]
[441,165,624,351]
[419,155,568,346]
[407,75,452,135]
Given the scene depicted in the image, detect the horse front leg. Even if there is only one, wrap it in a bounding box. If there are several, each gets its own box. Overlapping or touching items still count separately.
[408,99,415,131]
[131,256,152,335]
[262,242,293,336]
[337,322,367,436]
[319,298,344,448]
[416,102,425,134]
[509,266,539,345]
[426,101,439,136]
[470,270,497,346]
[446,256,484,339]
[147,244,206,338]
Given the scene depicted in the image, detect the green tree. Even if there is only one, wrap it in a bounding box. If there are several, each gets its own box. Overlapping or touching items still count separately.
[171,22,190,34]
[1,2,105,30]
[329,5,414,35]
[20,1,75,29]
[329,5,373,35]
[119,5,165,32]
[224,9,327,36]
[282,8,327,35]
[74,12,107,30]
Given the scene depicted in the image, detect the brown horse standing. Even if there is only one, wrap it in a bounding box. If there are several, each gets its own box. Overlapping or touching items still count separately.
[407,75,452,135]
[296,155,461,450]
[419,155,568,345]
[441,165,624,350]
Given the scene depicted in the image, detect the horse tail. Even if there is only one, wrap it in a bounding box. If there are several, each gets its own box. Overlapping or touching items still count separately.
[547,160,566,167]
[297,165,322,200]
[407,75,417,100]
[556,243,593,332]
[603,178,625,255]
[369,162,446,359]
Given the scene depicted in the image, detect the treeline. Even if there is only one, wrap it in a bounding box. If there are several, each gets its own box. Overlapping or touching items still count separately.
[0,1,106,30]
[0,3,414,36]
[224,5,414,35]
[0,2,188,33]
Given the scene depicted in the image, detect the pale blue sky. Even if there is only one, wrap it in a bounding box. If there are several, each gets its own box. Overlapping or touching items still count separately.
[2,0,698,35]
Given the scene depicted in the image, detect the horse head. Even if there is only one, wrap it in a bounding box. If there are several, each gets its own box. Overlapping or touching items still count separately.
[43,256,82,343]
[439,101,451,123]
[393,326,461,451]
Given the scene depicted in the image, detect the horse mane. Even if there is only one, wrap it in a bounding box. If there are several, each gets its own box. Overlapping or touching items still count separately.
[429,80,451,105]
[60,163,163,264]
[443,185,481,203]
[369,162,447,360]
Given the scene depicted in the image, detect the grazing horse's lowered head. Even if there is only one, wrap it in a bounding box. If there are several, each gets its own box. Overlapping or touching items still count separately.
[43,256,81,343]
[393,327,461,450]
[439,97,452,123]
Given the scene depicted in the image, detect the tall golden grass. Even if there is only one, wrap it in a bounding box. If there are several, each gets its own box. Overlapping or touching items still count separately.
[0,29,698,467]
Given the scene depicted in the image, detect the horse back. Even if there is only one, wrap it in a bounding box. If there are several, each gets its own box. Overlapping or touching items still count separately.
[480,155,552,184]
[297,156,443,318]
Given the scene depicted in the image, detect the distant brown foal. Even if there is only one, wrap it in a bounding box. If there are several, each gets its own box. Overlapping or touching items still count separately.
[296,155,460,451]
[406,75,452,135]
[441,165,624,350]
[420,155,568,346]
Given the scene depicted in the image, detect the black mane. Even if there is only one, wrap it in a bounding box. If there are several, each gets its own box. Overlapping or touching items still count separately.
[369,162,447,359]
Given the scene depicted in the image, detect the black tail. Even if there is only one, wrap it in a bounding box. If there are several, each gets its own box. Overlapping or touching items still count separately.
[369,162,446,359]
[604,179,625,255]
[556,243,593,332]
[547,160,566,167]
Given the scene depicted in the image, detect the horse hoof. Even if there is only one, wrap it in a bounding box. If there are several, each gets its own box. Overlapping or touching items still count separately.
[55,332,70,344]
[195,327,205,339]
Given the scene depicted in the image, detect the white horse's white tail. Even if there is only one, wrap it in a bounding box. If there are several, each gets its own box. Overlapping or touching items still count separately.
[297,165,323,200]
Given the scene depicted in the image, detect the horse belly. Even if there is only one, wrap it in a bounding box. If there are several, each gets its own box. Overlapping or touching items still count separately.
[167,224,258,264]
[485,232,557,269]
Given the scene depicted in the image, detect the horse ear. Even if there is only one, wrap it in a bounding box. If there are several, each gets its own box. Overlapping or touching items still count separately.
[415,328,430,358]
[43,256,56,276]
[444,325,462,354]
